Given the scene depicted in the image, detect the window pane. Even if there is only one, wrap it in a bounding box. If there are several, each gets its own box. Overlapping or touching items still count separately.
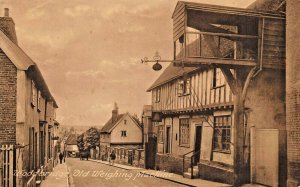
[214,116,231,152]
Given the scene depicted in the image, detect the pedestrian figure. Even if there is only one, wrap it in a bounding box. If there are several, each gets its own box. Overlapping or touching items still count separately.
[109,150,116,165]
[59,152,64,164]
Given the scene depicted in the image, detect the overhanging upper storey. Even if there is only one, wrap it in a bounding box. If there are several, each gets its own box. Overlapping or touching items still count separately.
[172,1,286,69]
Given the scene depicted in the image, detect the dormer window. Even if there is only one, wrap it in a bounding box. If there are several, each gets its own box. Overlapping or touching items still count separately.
[177,77,190,96]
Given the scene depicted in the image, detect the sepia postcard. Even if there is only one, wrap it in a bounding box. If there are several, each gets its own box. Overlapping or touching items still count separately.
[0,0,299,187]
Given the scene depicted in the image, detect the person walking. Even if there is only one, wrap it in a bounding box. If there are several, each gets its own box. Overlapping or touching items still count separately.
[109,150,116,166]
[59,152,64,164]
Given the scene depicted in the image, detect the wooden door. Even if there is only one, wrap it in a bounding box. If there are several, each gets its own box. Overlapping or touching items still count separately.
[251,129,279,187]
[166,127,171,154]
[194,125,202,164]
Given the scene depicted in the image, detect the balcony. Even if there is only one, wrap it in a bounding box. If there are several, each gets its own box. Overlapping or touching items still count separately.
[175,31,258,66]
[172,1,285,69]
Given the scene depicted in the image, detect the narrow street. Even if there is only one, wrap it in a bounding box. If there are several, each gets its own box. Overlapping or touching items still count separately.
[66,158,187,187]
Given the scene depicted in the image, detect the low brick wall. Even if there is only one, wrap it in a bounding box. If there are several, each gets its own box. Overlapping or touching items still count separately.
[155,154,190,175]
[198,161,234,185]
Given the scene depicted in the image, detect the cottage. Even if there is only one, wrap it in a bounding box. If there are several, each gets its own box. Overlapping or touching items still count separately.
[147,0,286,186]
[99,103,143,161]
[0,9,59,187]
[65,134,79,157]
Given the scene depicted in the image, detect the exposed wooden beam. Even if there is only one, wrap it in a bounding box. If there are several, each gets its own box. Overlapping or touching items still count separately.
[188,18,237,35]
[242,67,257,101]
[220,67,239,95]
[173,58,256,67]
[186,31,258,39]
[202,34,240,94]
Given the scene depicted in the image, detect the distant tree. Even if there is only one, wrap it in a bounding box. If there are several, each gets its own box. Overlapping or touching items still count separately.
[77,133,85,151]
[77,127,100,151]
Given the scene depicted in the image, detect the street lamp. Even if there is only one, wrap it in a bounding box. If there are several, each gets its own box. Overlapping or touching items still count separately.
[141,51,172,71]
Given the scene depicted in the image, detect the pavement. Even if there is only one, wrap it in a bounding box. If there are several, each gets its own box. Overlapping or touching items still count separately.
[37,158,267,187]
[41,163,69,187]
[89,159,231,187]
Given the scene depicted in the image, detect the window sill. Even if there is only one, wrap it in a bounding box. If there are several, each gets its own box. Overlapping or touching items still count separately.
[179,144,190,148]
[212,150,231,154]
[178,93,190,97]
[211,85,225,90]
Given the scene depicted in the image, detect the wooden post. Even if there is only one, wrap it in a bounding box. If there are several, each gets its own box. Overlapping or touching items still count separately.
[233,85,245,186]
[0,148,2,187]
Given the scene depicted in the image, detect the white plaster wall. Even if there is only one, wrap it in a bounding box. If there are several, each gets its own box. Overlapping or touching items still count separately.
[110,114,142,144]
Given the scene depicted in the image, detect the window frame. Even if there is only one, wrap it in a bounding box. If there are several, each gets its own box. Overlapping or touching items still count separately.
[121,130,127,137]
[154,88,161,103]
[37,90,41,112]
[158,125,164,143]
[213,115,232,153]
[179,118,190,147]
[31,80,37,107]
[212,68,225,89]
[177,78,191,96]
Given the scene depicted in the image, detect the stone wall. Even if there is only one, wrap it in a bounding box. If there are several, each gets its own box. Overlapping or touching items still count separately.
[198,160,234,185]
[155,154,190,175]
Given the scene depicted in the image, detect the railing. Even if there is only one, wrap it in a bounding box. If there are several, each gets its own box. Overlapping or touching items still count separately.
[175,31,259,62]
[182,149,201,179]
[0,145,14,187]
[190,150,200,179]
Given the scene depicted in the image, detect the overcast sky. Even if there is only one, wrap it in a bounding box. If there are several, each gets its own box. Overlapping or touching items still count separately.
[0,0,255,127]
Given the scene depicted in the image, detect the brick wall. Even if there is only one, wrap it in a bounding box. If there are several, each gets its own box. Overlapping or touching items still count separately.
[0,49,17,144]
[286,0,300,186]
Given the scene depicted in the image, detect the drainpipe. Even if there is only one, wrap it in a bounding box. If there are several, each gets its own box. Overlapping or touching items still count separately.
[253,17,265,78]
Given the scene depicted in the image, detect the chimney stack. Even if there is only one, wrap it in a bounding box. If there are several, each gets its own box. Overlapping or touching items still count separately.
[112,102,119,123]
[4,8,9,17]
[0,8,18,44]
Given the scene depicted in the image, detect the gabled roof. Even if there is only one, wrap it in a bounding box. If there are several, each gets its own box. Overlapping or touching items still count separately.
[100,113,141,133]
[0,30,34,70]
[172,1,285,19]
[100,114,125,133]
[147,63,199,91]
[0,30,58,108]
[65,134,78,145]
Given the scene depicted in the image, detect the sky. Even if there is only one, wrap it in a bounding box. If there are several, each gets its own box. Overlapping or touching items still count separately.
[0,0,255,127]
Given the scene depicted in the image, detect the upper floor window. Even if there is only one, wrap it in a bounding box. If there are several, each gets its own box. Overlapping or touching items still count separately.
[212,68,225,88]
[124,120,127,125]
[177,78,190,96]
[153,88,161,103]
[37,91,41,112]
[121,131,127,137]
[213,115,231,153]
[158,125,164,143]
[31,80,37,107]
[179,118,190,147]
